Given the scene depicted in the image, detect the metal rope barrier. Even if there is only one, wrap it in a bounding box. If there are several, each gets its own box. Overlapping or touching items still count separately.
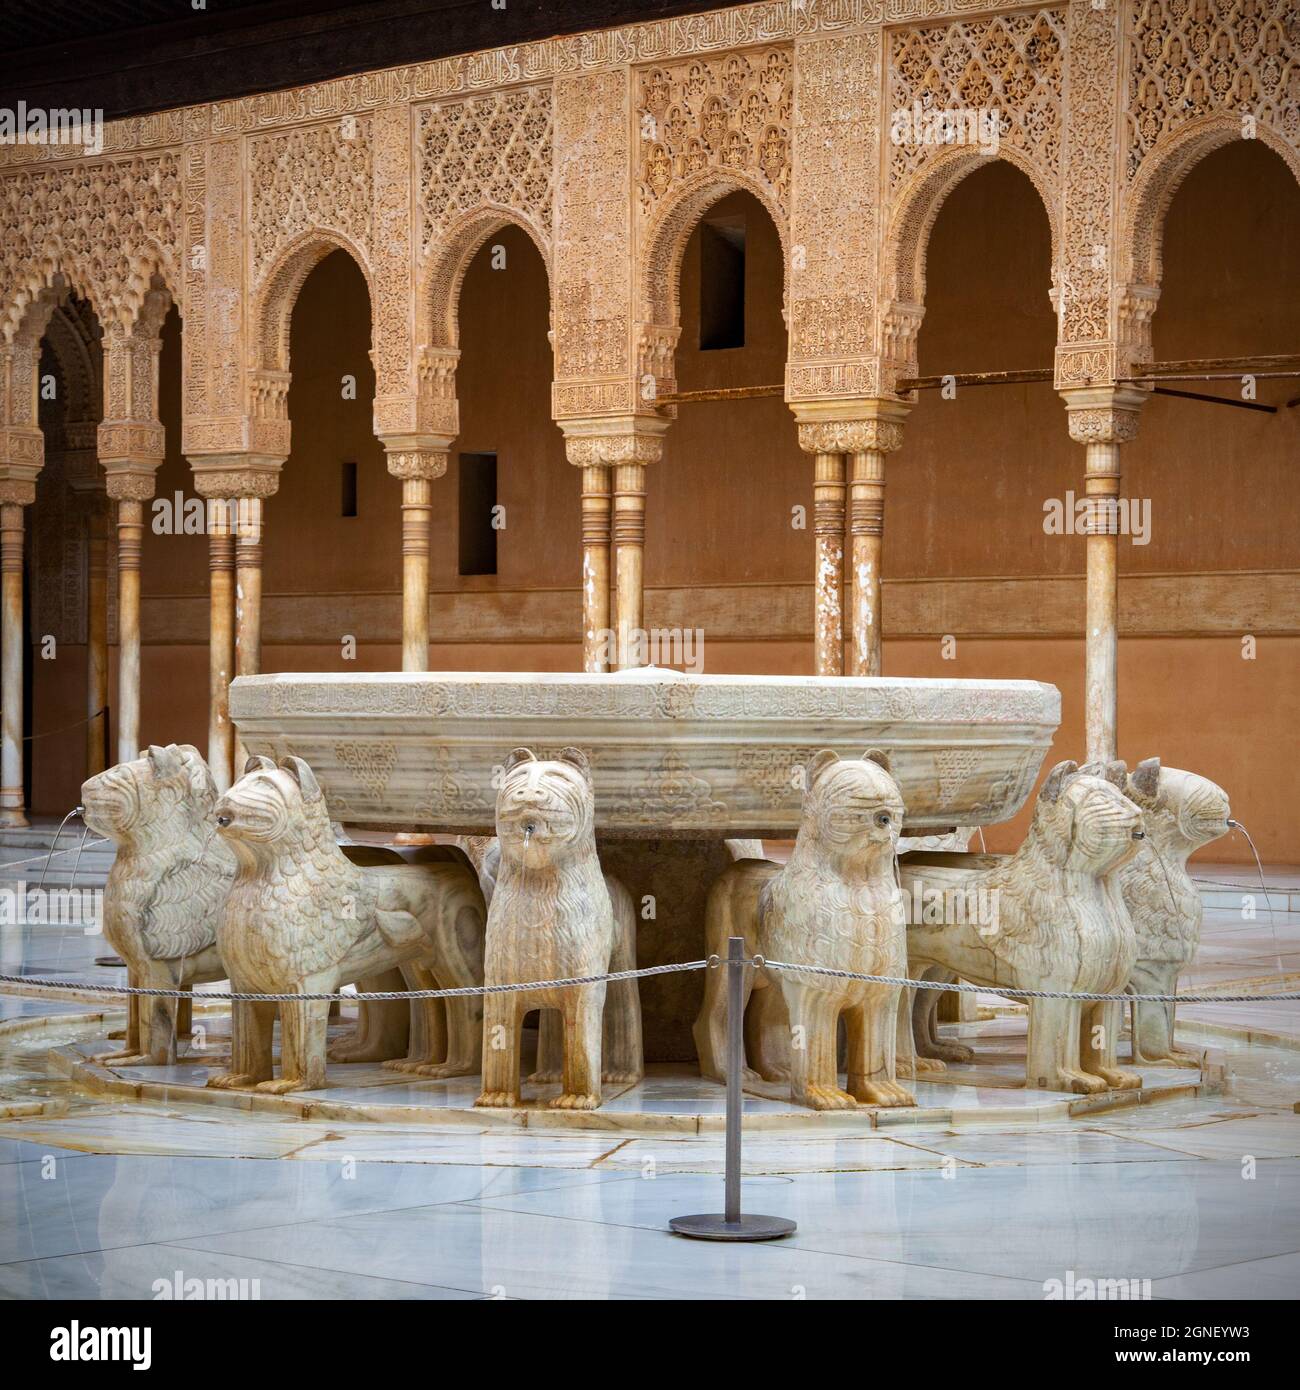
[2,956,1297,1005]
[0,959,709,1004]
[755,958,1300,1004]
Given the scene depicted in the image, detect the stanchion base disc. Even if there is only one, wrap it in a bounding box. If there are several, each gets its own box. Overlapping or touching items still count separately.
[669,1213,797,1241]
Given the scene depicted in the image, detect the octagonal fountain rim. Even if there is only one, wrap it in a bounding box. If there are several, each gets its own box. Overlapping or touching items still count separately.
[229,669,1061,836]
[230,666,1061,717]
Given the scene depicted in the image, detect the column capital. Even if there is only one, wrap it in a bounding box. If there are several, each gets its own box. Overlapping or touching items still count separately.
[791,398,910,456]
[188,455,284,500]
[560,416,670,468]
[1061,385,1148,446]
[383,437,452,481]
[104,469,158,503]
[0,479,35,507]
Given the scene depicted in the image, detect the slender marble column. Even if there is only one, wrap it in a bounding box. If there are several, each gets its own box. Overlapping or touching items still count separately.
[232,498,263,771]
[0,502,27,826]
[846,406,907,677]
[1064,388,1145,763]
[812,451,846,677]
[207,501,235,792]
[580,464,612,673]
[111,490,146,764]
[612,461,647,670]
[85,496,109,777]
[385,448,447,674]
[400,477,432,672]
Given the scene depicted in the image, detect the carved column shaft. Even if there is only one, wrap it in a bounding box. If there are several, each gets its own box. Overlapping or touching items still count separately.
[563,424,664,673]
[1064,389,1144,763]
[400,477,433,672]
[207,503,235,793]
[812,451,846,677]
[85,496,109,777]
[612,461,647,671]
[234,498,263,679]
[385,447,448,675]
[114,497,144,764]
[847,450,885,678]
[580,465,612,674]
[0,502,26,826]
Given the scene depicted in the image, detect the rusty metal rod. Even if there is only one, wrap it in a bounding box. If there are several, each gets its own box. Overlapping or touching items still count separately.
[1151,387,1277,414]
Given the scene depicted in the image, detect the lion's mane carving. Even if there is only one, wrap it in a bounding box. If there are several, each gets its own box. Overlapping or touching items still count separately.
[476,747,641,1111]
[695,749,914,1111]
[209,755,486,1094]
[1120,757,1230,1063]
[904,760,1146,1094]
[81,744,235,1065]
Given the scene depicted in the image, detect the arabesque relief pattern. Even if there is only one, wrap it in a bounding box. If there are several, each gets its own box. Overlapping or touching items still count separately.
[1,0,1296,432]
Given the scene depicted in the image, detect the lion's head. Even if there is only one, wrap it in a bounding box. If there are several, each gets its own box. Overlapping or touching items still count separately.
[495,747,595,870]
[1031,759,1145,874]
[214,755,332,857]
[81,744,219,849]
[1123,757,1231,853]
[795,749,904,869]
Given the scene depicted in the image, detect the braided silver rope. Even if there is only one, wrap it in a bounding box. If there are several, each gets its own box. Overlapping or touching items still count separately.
[757,958,1300,1004]
[2,956,1297,1005]
[0,959,708,1004]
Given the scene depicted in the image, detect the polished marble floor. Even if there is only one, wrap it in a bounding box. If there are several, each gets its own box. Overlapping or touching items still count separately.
[1,880,1297,1300]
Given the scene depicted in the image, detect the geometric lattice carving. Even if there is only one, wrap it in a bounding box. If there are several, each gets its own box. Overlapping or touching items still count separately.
[636,48,792,221]
[249,120,373,283]
[1126,0,1300,179]
[889,11,1066,190]
[418,86,553,254]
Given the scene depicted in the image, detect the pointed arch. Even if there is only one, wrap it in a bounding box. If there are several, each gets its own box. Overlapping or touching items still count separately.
[1120,116,1300,291]
[637,168,789,330]
[419,204,552,352]
[882,146,1061,312]
[253,229,375,373]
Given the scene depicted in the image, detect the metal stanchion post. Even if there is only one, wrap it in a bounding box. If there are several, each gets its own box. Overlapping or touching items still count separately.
[669,936,796,1241]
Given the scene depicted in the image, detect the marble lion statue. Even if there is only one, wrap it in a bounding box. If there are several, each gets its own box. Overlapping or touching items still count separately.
[208,755,486,1094]
[81,744,235,1066]
[694,748,915,1112]
[476,747,641,1111]
[1116,758,1230,1063]
[903,759,1146,1095]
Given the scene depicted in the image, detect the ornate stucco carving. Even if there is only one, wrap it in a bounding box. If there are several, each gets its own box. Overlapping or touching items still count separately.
[0,0,1294,457]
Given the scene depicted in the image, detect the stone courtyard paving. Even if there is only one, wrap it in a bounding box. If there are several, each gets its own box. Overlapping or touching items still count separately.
[1,880,1297,1300]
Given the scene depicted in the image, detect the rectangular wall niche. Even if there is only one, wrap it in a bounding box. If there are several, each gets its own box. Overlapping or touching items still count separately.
[699,214,746,350]
[340,460,358,517]
[458,451,498,576]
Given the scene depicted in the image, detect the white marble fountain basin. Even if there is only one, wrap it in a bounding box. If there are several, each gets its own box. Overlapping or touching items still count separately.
[229,668,1060,837]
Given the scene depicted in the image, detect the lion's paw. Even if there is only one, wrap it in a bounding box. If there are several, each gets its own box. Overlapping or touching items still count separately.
[851,1078,916,1107]
[206,1072,257,1090]
[97,1051,153,1067]
[475,1091,519,1108]
[801,1084,856,1111]
[1097,1067,1143,1091]
[601,1070,642,1085]
[550,1092,600,1110]
[412,1061,474,1080]
[1060,1068,1108,1095]
[254,1077,308,1095]
[526,1069,562,1085]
